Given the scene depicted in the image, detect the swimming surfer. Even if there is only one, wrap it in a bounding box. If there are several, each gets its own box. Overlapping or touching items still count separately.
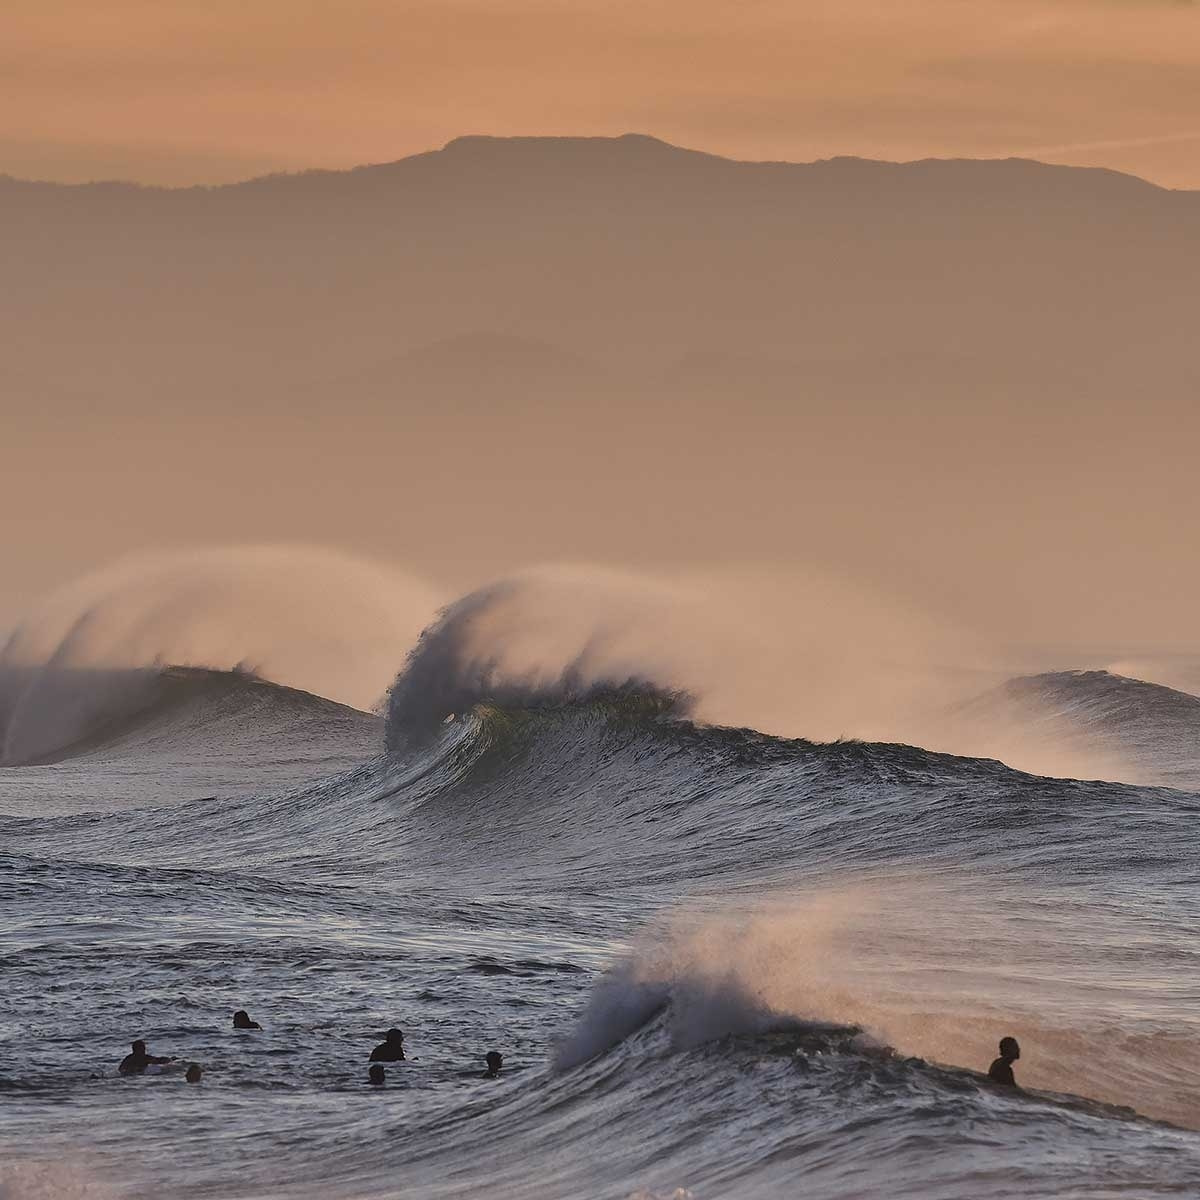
[482,1051,503,1079]
[232,1009,262,1030]
[185,1063,203,1083]
[987,1036,1021,1086]
[368,1064,386,1086]
[369,1028,406,1062]
[118,1039,174,1075]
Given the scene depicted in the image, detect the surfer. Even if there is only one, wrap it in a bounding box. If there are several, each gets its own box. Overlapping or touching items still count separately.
[232,1009,262,1030]
[369,1028,406,1062]
[185,1064,203,1083]
[118,1039,174,1075]
[482,1051,503,1079]
[987,1036,1021,1086]
[368,1064,386,1086]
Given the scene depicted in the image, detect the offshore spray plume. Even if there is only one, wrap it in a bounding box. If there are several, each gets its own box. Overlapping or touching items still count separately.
[383,562,1002,755]
[0,546,441,765]
[384,573,693,749]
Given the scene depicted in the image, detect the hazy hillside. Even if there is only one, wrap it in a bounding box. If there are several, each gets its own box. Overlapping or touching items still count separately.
[2,135,1197,643]
[3,134,1197,395]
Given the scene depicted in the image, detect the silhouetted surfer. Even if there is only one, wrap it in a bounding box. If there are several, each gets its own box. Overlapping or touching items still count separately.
[988,1036,1020,1086]
[369,1028,406,1062]
[185,1064,203,1083]
[233,1009,262,1030]
[368,1064,386,1086]
[482,1051,503,1079]
[118,1039,174,1075]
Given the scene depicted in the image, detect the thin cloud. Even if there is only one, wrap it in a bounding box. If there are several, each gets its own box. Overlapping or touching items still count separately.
[1018,130,1200,156]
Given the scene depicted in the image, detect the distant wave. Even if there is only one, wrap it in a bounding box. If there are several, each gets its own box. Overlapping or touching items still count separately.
[1002,669,1200,730]
[0,664,372,767]
[950,669,1200,788]
[0,546,442,720]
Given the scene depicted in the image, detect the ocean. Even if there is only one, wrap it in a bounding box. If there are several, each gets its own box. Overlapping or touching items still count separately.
[4,602,1200,1199]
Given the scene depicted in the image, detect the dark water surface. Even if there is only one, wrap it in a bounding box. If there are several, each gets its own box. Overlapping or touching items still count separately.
[3,668,1200,1199]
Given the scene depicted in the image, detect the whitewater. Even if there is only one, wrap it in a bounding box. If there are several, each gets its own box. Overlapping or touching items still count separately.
[4,580,1200,1199]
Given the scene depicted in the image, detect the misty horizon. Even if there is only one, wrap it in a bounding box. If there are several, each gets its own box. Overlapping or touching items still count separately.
[7,131,1198,193]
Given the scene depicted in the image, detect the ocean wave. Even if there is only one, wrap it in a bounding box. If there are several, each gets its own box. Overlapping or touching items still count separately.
[0,663,375,768]
[947,669,1200,789]
[384,580,691,750]
[553,885,1200,1130]
[0,545,442,718]
[11,654,1196,885]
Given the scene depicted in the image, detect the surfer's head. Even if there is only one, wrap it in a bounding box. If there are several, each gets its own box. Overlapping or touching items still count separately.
[233,1010,253,1029]
[185,1064,202,1083]
[386,1028,404,1045]
[368,1064,386,1086]
[132,1039,146,1055]
[485,1051,503,1076]
[998,1036,1020,1062]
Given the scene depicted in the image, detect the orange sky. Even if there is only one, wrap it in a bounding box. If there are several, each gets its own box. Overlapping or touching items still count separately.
[6,0,1200,186]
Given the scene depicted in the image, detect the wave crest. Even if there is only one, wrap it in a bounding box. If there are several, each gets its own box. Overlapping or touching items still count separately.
[384,577,691,749]
[552,879,1200,1129]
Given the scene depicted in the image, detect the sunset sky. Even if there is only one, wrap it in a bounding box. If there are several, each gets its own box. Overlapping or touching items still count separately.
[7,0,1200,187]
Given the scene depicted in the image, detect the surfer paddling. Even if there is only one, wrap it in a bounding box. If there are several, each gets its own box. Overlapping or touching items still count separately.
[987,1036,1021,1086]
[118,1039,175,1075]
[369,1028,406,1062]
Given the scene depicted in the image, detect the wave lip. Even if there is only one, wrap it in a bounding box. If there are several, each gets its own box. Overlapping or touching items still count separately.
[384,580,691,751]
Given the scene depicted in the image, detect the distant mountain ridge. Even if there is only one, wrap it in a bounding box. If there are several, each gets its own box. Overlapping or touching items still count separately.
[0,132,1179,195]
[4,131,1195,399]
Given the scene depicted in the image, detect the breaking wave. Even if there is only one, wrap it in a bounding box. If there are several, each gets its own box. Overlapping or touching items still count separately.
[384,579,692,749]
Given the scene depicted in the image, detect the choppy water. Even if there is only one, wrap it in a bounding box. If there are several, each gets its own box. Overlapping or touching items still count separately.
[4,660,1200,1199]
